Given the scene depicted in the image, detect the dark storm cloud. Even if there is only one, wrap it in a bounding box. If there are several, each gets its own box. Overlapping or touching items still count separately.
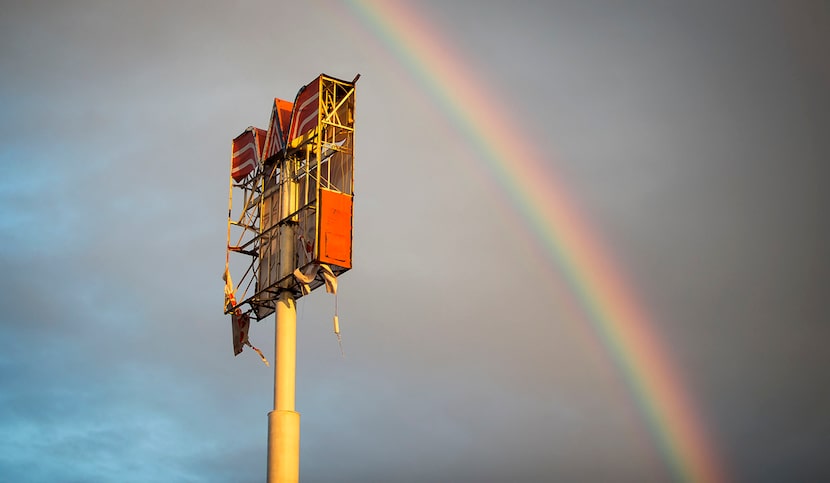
[1,0,828,482]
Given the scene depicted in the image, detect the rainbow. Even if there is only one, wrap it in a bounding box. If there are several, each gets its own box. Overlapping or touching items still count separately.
[344,1,727,482]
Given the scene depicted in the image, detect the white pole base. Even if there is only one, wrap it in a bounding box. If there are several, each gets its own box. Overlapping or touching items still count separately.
[266,410,300,483]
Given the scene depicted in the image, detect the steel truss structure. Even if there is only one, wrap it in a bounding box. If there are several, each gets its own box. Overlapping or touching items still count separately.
[226,74,357,320]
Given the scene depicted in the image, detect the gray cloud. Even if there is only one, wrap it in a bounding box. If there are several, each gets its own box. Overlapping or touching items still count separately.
[1,0,828,481]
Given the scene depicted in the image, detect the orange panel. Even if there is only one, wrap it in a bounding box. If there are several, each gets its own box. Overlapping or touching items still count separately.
[317,189,353,268]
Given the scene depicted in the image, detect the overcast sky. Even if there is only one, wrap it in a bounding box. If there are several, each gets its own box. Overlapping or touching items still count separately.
[1,1,828,482]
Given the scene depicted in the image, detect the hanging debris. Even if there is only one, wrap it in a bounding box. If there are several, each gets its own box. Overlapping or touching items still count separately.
[223,269,269,366]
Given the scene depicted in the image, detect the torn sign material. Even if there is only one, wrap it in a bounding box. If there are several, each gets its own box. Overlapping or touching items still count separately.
[292,263,338,295]
[232,311,251,356]
[223,269,269,366]
[319,264,337,294]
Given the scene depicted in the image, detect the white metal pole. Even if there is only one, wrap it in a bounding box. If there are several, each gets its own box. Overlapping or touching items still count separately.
[267,158,300,483]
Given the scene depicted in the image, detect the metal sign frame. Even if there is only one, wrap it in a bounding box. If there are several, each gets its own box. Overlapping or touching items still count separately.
[226,74,357,320]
